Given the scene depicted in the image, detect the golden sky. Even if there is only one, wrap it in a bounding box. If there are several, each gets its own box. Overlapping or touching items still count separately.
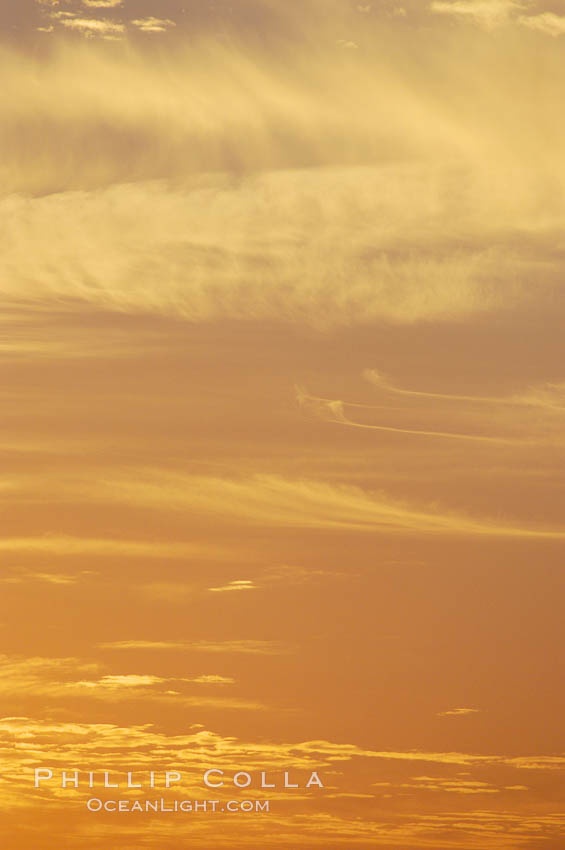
[2,1,565,848]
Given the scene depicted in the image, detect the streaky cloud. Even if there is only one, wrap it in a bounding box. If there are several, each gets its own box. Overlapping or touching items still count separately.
[75,469,565,539]
[363,369,565,412]
[0,535,228,559]
[297,386,531,445]
[99,639,290,655]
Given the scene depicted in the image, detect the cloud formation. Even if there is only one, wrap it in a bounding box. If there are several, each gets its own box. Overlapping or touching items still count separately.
[2,31,565,330]
[0,654,259,709]
[519,12,565,36]
[363,369,565,413]
[0,535,227,559]
[59,468,565,544]
[437,707,481,717]
[2,172,536,330]
[430,0,524,29]
[297,372,565,448]
[56,16,125,36]
[8,469,565,540]
[1,710,565,846]
[131,17,176,34]
[297,386,526,445]
[82,0,123,7]
[99,639,290,655]
[208,580,256,593]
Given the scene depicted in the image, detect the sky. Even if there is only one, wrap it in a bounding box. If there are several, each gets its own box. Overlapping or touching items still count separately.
[2,0,565,848]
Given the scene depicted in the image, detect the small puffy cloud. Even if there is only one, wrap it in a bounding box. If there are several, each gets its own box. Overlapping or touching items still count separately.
[437,707,480,717]
[58,17,125,36]
[208,580,256,593]
[131,17,176,33]
[82,0,123,7]
[519,12,565,37]
[76,674,164,689]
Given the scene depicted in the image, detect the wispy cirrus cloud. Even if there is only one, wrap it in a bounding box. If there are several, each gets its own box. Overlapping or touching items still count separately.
[7,469,565,540]
[85,470,565,538]
[99,639,290,655]
[0,535,228,559]
[98,640,191,651]
[76,672,235,689]
[363,369,565,412]
[191,674,235,684]
[0,568,89,586]
[297,386,526,445]
[297,372,565,447]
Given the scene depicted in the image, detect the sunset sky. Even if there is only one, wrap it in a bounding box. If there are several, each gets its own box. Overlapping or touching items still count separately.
[2,1,565,848]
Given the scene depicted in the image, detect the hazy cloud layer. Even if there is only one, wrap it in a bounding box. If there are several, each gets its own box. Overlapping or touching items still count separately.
[1,7,565,850]
[3,171,554,330]
[1,33,565,329]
